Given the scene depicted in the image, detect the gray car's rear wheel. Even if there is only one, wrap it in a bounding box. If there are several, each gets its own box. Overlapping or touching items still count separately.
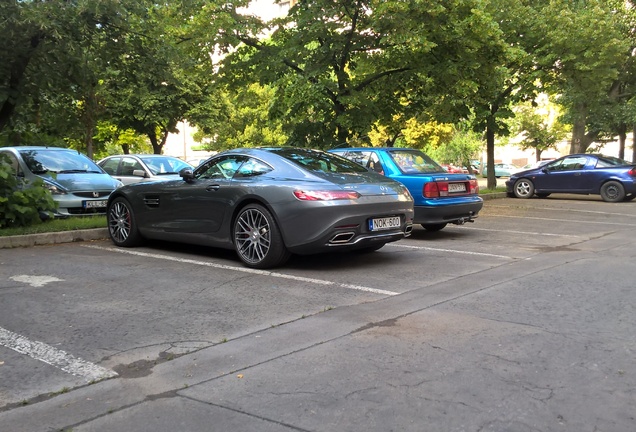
[421,223,447,232]
[600,181,625,202]
[234,204,290,269]
[513,178,535,199]
[108,197,142,247]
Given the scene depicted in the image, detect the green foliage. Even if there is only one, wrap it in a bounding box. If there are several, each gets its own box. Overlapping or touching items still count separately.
[218,0,510,149]
[93,122,151,159]
[510,98,569,160]
[194,84,288,150]
[433,126,483,169]
[0,156,57,228]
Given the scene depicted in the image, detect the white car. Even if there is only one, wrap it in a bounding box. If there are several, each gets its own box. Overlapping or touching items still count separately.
[98,154,193,185]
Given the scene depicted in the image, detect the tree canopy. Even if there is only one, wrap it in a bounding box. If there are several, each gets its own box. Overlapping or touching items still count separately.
[2,0,636,171]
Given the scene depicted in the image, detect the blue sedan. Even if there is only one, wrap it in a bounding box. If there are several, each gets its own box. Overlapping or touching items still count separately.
[505,154,636,202]
[329,147,483,231]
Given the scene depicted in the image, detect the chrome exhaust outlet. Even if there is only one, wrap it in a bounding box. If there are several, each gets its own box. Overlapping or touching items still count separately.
[329,232,356,244]
[405,224,413,235]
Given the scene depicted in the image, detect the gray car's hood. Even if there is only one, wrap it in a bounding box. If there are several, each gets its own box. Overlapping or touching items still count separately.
[39,172,120,191]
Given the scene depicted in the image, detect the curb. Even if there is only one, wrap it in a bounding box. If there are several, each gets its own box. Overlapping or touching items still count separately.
[0,228,109,249]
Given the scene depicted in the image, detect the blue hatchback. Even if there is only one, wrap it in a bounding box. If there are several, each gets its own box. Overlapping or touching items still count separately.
[506,153,636,202]
[329,147,483,231]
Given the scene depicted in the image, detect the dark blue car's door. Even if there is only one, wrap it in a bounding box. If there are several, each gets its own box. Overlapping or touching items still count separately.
[533,155,591,192]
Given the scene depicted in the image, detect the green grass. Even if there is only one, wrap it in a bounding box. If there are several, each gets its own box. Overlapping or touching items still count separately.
[0,215,107,237]
[479,186,507,194]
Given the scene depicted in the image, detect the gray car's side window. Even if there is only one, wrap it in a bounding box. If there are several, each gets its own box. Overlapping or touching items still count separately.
[234,158,273,178]
[197,155,246,180]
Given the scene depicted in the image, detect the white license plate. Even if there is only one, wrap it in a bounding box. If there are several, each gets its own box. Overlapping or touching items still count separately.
[449,183,466,193]
[370,216,401,231]
[83,200,108,209]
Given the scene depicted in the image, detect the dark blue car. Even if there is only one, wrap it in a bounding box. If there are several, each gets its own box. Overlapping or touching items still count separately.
[505,154,636,202]
[329,147,483,231]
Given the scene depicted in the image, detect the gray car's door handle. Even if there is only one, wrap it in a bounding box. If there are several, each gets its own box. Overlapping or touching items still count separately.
[206,184,221,191]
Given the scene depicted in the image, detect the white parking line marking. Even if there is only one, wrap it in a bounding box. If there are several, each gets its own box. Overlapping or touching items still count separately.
[389,243,515,259]
[83,245,399,296]
[487,203,636,218]
[10,275,64,287]
[449,226,581,238]
[493,214,636,227]
[0,327,117,382]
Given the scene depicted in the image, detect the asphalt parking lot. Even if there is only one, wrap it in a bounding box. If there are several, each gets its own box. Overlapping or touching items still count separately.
[1,193,635,432]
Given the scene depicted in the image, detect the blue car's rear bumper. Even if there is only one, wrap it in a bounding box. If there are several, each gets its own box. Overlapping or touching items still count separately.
[414,200,483,225]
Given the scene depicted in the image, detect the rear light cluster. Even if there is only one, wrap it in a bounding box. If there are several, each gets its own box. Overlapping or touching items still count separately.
[629,167,636,177]
[294,190,361,201]
[423,179,479,198]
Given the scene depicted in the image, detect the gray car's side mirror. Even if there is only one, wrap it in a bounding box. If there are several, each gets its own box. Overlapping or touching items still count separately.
[180,168,194,182]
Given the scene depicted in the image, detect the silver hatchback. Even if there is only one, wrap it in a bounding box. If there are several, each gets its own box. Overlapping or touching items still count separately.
[0,146,122,216]
[97,154,193,185]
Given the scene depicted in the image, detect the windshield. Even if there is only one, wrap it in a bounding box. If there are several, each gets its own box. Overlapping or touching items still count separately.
[19,149,102,174]
[388,150,446,174]
[268,148,369,174]
[139,156,192,175]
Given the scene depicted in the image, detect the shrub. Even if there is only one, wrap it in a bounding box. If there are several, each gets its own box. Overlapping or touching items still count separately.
[0,156,57,228]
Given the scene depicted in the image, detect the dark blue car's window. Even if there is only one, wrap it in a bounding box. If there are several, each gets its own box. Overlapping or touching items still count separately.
[388,150,445,174]
[547,156,588,171]
[270,148,368,174]
[595,155,631,168]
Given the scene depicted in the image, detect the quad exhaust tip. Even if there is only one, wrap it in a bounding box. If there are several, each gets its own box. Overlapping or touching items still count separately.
[329,232,356,244]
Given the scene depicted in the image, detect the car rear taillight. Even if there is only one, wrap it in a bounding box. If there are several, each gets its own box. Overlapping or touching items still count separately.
[469,179,479,194]
[423,182,440,198]
[293,190,361,201]
[423,179,479,198]
[629,167,636,177]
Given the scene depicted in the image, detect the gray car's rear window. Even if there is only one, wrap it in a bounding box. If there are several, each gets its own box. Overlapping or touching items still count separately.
[269,148,368,174]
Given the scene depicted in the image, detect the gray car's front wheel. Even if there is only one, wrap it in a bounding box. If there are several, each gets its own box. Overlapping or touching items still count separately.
[513,178,535,199]
[107,197,142,247]
[234,204,291,269]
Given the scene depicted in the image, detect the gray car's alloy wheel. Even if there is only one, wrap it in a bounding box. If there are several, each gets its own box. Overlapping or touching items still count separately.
[600,181,625,202]
[234,204,290,269]
[513,178,535,199]
[108,197,142,247]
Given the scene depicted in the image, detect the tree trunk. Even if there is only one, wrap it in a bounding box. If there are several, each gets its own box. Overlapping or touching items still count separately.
[486,125,496,190]
[632,124,636,163]
[569,103,597,154]
[617,123,626,160]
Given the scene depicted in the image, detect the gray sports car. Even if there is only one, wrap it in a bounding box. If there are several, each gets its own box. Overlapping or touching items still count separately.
[107,147,414,268]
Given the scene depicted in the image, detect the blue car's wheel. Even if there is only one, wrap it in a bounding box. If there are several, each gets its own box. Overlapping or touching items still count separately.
[600,181,625,202]
[513,179,534,199]
[107,197,142,247]
[233,204,290,269]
